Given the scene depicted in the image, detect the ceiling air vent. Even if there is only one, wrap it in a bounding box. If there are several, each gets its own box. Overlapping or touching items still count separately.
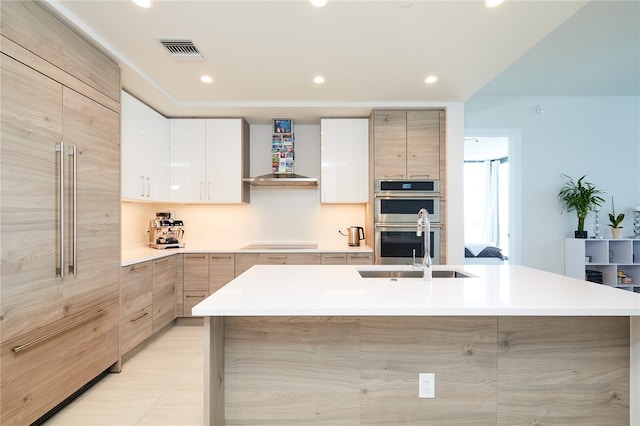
[158,39,204,60]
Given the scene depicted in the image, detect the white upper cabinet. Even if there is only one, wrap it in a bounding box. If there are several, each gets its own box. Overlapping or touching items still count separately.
[320,118,369,203]
[169,119,206,202]
[121,92,169,201]
[170,118,249,203]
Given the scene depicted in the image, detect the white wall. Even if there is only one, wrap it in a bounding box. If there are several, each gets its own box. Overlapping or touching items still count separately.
[465,96,640,273]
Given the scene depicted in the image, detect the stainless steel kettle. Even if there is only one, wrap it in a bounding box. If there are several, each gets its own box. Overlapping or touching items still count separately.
[345,226,365,247]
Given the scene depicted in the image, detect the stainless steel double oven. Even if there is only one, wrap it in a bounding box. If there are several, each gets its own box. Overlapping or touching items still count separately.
[374,180,441,265]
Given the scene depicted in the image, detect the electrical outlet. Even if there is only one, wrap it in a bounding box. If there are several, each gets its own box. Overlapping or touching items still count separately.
[418,373,435,398]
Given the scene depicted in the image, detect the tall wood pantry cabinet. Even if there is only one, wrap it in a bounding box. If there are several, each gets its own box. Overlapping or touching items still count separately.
[0,1,121,424]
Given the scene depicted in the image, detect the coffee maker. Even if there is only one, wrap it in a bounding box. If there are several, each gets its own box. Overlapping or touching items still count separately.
[149,212,185,249]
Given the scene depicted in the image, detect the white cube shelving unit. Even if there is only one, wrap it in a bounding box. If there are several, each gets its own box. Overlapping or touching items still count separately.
[565,238,640,293]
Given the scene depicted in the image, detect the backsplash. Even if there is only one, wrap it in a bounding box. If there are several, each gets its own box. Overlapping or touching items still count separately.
[122,195,366,250]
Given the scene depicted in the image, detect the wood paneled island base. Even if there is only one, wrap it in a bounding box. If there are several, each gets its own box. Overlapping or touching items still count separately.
[204,315,630,425]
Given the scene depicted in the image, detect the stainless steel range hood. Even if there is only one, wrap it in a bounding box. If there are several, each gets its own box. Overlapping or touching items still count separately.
[243,173,318,187]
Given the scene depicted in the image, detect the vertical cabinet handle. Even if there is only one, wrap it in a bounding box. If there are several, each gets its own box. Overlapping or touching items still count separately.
[207,181,211,200]
[146,177,151,198]
[200,182,203,200]
[70,145,77,275]
[56,142,65,278]
[140,176,145,197]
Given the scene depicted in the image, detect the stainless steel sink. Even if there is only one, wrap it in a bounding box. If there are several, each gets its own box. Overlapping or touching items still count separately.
[241,243,318,250]
[357,269,472,279]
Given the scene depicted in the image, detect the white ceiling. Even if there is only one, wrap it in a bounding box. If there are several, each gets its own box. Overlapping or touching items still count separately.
[44,0,638,124]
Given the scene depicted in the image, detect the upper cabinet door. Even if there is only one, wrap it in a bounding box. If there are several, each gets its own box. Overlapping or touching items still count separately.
[321,118,369,203]
[373,110,406,180]
[121,92,169,201]
[169,119,206,202]
[0,56,65,342]
[406,110,440,180]
[205,119,249,203]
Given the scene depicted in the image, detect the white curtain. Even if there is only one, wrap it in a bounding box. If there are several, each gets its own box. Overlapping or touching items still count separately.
[483,160,500,245]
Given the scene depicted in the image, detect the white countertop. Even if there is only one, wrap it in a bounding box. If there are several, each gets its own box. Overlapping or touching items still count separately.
[121,243,372,266]
[192,264,640,317]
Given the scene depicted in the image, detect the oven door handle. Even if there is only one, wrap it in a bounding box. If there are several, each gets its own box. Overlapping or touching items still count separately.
[375,223,442,229]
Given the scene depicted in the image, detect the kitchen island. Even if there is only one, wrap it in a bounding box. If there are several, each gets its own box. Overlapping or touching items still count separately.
[193,264,640,425]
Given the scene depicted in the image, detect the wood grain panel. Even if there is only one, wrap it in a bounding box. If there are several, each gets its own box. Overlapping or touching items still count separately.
[152,257,177,333]
[184,292,208,318]
[175,254,184,316]
[234,253,322,276]
[373,110,406,180]
[360,316,498,425]
[120,262,152,319]
[61,87,120,316]
[209,254,234,294]
[347,253,373,265]
[497,316,630,425]
[406,110,440,180]
[184,254,209,292]
[225,316,360,424]
[321,253,347,265]
[0,298,118,425]
[120,305,152,355]
[0,1,120,102]
[0,54,65,342]
[438,110,446,264]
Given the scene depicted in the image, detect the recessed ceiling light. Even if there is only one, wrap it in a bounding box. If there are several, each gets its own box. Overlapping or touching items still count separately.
[313,76,325,84]
[485,0,504,8]
[310,0,328,7]
[200,75,213,84]
[424,75,437,84]
[132,0,151,8]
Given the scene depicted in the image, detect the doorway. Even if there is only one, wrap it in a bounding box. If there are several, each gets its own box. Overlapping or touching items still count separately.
[463,131,521,265]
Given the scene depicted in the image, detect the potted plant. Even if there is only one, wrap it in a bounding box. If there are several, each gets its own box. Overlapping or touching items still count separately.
[608,196,625,239]
[558,174,605,238]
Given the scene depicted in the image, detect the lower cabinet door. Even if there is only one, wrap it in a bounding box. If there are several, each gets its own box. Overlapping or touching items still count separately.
[120,305,152,355]
[1,298,118,425]
[183,292,208,317]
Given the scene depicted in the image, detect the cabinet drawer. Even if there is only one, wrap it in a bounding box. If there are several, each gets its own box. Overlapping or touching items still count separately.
[184,254,209,292]
[347,253,373,265]
[1,298,118,425]
[235,253,322,276]
[120,305,152,355]
[120,262,153,319]
[321,253,347,265]
[209,254,235,293]
[183,292,208,317]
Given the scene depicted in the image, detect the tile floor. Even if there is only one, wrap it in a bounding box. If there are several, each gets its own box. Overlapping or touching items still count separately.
[44,324,205,426]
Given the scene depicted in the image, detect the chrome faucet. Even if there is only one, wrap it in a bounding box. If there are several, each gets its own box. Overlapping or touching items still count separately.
[416,208,432,281]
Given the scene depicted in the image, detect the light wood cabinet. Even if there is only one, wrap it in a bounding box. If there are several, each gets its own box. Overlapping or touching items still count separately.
[373,110,441,180]
[0,0,120,102]
[169,118,250,203]
[184,254,210,292]
[234,253,322,276]
[1,3,121,423]
[321,253,348,264]
[347,253,374,265]
[121,262,152,319]
[1,298,119,425]
[121,91,169,201]
[0,54,65,341]
[120,262,152,355]
[152,256,177,333]
[210,254,235,293]
[0,47,120,341]
[320,118,369,203]
[183,253,235,318]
